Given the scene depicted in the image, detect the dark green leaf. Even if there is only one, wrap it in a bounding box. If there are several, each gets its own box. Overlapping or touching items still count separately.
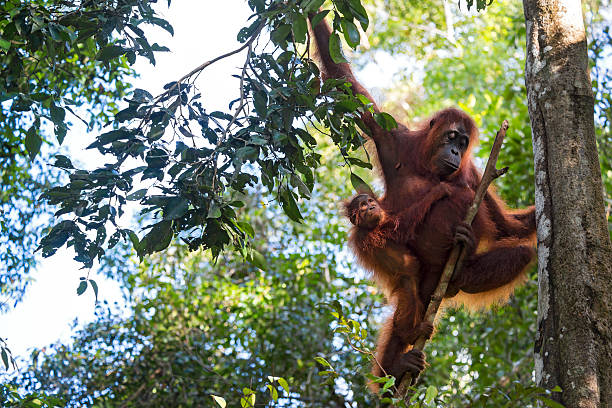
[149,17,174,36]
[292,15,308,44]
[76,281,87,296]
[347,0,370,30]
[89,279,98,302]
[328,33,347,64]
[55,123,67,145]
[53,155,73,169]
[24,126,42,161]
[164,198,189,220]
[50,104,66,124]
[350,172,374,195]
[208,201,222,219]
[248,249,267,270]
[97,45,127,62]
[311,10,330,29]
[127,189,147,201]
[341,19,360,48]
[1,349,8,369]
[140,220,173,254]
[280,190,303,222]
[305,0,326,12]
[374,112,398,130]
[253,91,268,116]
[0,37,11,52]
[270,24,292,45]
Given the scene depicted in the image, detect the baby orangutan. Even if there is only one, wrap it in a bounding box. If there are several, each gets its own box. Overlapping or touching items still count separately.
[346,184,453,384]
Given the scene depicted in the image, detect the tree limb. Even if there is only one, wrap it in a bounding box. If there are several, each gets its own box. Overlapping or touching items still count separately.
[394,120,510,402]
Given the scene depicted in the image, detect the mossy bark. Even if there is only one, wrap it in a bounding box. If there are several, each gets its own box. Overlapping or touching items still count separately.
[523,0,612,406]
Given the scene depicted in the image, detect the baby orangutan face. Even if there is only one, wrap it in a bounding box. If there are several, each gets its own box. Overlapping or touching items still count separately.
[349,194,384,230]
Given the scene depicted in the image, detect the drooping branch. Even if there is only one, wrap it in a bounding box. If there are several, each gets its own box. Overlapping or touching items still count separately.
[138,21,265,130]
[394,120,510,401]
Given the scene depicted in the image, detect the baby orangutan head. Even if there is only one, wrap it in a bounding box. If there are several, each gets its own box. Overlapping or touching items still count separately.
[346,193,385,230]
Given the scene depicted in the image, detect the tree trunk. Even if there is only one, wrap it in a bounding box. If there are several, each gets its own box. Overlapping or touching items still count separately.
[522,0,612,407]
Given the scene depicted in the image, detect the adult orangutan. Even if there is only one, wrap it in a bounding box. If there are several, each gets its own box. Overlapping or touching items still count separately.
[310,16,537,387]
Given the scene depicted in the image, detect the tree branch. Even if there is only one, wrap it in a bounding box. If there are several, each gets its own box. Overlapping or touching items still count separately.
[394,120,510,402]
[138,21,265,130]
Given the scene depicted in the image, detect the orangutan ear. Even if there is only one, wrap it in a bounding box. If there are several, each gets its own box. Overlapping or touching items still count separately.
[429,118,436,129]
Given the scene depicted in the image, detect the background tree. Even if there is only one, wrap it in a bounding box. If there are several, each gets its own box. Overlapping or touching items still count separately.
[523,0,612,406]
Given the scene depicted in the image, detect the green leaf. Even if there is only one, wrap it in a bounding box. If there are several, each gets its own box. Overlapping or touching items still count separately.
[76,281,87,296]
[128,230,140,252]
[292,14,307,43]
[0,37,10,52]
[328,33,347,64]
[149,17,174,36]
[1,349,8,369]
[208,201,222,219]
[425,385,438,404]
[350,172,374,195]
[540,398,566,408]
[266,384,278,402]
[55,123,67,145]
[314,356,332,367]
[140,220,173,254]
[280,190,303,222]
[211,395,226,408]
[270,24,291,45]
[248,250,266,270]
[374,112,398,130]
[127,189,147,201]
[97,45,127,62]
[305,0,326,13]
[88,128,133,149]
[311,10,330,28]
[380,376,395,393]
[24,126,42,161]
[291,174,311,198]
[347,0,370,30]
[53,155,73,169]
[277,377,290,394]
[89,279,98,302]
[341,19,360,48]
[237,221,254,238]
[253,91,267,116]
[164,198,189,220]
[50,103,66,125]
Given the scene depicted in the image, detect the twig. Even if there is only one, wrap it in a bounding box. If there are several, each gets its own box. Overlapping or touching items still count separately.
[393,120,510,402]
[138,21,265,130]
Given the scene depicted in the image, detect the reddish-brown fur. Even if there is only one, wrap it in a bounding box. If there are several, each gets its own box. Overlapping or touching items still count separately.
[310,16,536,389]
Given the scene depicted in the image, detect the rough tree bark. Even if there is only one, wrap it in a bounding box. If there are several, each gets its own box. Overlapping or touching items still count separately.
[522,0,612,407]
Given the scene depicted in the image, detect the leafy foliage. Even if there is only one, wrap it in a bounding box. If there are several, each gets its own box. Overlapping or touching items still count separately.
[0,384,63,408]
[0,0,167,307]
[35,0,383,270]
[14,148,381,407]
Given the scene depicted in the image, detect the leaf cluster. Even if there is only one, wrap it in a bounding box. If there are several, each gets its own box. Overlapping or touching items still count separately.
[36,0,385,270]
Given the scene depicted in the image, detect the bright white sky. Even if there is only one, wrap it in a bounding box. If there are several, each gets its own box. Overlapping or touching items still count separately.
[0,0,399,368]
